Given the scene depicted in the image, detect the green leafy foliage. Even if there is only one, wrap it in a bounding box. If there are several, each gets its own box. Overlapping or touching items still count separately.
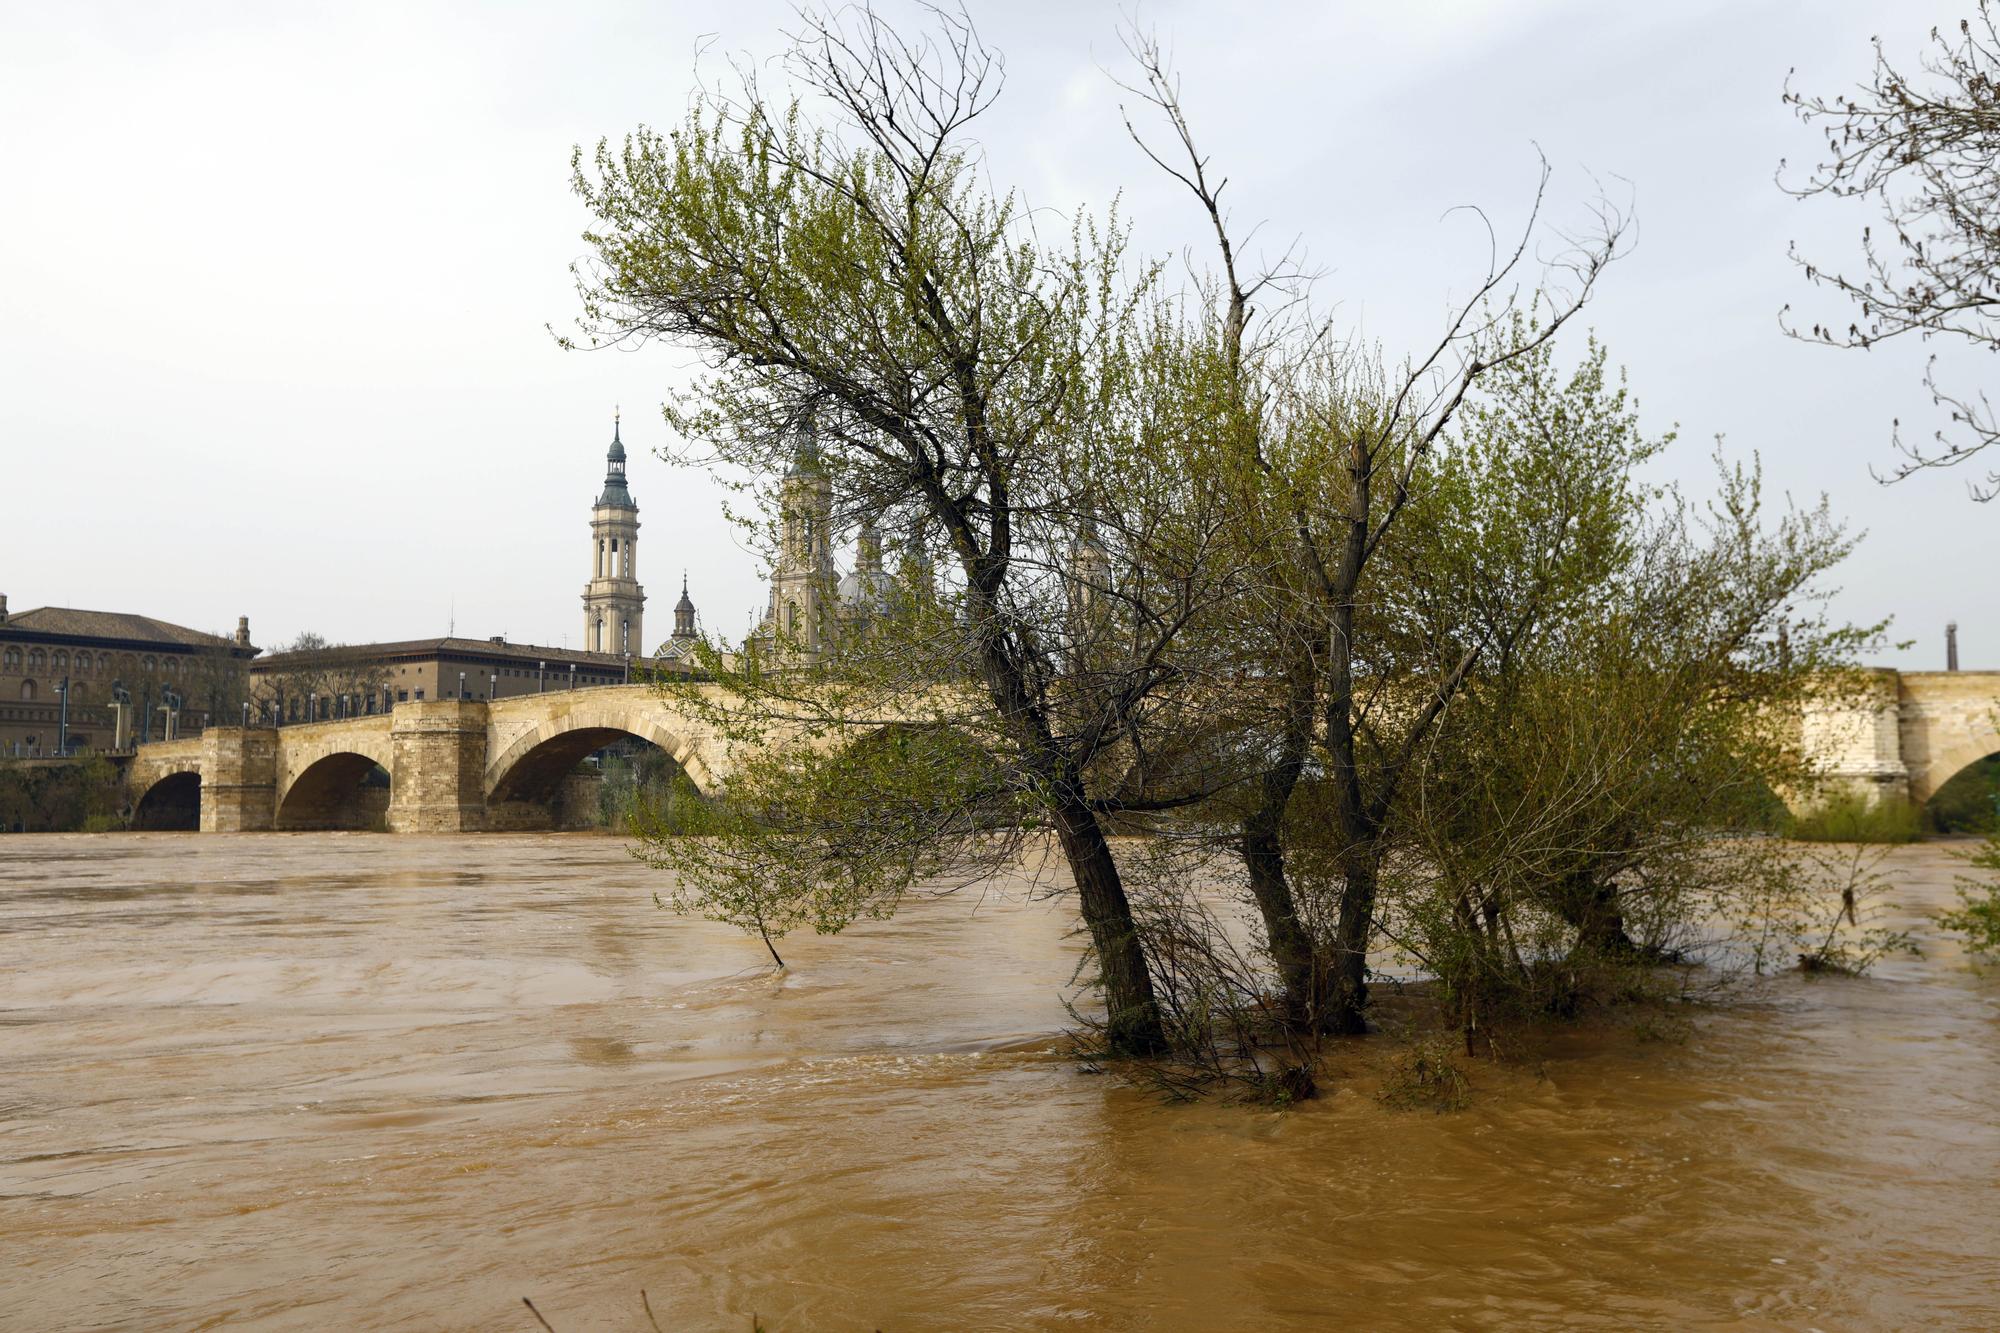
[1941,833,2000,956]
[1787,793,1924,844]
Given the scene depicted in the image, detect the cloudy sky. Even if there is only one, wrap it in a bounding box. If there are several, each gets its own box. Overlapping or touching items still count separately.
[1,1,1989,666]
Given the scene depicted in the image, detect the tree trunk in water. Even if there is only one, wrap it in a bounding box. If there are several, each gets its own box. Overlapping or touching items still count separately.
[1054,797,1168,1056]
[1559,874,1638,956]
[961,580,1167,1058]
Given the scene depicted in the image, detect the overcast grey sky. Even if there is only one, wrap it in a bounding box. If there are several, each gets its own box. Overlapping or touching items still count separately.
[1,1,1989,666]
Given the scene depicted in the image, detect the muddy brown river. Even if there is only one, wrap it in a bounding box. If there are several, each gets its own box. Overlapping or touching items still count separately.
[1,835,1995,1330]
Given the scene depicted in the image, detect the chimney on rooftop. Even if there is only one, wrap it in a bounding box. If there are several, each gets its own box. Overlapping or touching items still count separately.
[1947,621,1960,672]
[0,593,8,625]
[236,616,251,647]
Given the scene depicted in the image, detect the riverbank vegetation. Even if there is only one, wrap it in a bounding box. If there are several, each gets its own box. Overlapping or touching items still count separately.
[572,6,1902,1097]
[1944,829,2000,956]
[1786,794,1924,844]
[0,758,125,833]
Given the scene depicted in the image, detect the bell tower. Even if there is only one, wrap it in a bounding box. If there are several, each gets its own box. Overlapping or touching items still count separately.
[768,418,835,660]
[583,411,646,657]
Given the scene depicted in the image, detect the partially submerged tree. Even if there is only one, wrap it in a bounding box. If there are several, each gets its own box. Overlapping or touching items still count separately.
[574,8,1879,1090]
[1116,35,1629,1035]
[1391,440,1874,1042]
[1783,3,2000,500]
[569,7,1266,1054]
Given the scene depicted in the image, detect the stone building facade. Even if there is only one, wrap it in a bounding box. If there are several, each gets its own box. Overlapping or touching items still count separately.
[0,598,259,755]
[247,634,644,719]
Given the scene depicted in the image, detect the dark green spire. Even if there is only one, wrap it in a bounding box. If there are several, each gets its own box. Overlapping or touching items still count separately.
[597,408,635,508]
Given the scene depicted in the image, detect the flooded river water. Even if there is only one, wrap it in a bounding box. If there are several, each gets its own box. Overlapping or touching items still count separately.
[1,834,1996,1330]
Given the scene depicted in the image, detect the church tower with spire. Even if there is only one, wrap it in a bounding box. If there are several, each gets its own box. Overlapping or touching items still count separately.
[583,411,646,657]
[672,573,698,643]
[756,416,835,662]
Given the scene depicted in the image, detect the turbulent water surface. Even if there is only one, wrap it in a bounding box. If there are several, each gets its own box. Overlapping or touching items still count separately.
[1,834,1996,1330]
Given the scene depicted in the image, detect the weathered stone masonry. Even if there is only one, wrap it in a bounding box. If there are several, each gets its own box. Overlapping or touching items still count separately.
[127,685,727,833]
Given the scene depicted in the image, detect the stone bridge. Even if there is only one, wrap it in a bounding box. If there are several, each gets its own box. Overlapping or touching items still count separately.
[1803,669,2000,808]
[125,686,729,832]
[121,669,2000,832]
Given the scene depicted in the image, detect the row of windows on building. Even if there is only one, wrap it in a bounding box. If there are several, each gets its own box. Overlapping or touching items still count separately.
[1,647,186,678]
[393,663,618,680]
[266,669,624,721]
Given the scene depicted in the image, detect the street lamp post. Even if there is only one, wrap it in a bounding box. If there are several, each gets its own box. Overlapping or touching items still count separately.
[308,691,316,725]
[458,670,467,700]
[55,676,68,755]
[242,701,250,728]
[623,651,631,685]
[568,663,575,691]
[538,661,545,693]
[490,670,498,700]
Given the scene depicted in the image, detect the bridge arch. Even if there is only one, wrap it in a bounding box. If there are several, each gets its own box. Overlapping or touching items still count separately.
[1909,720,2000,807]
[131,768,201,830]
[1924,746,2000,831]
[483,704,716,831]
[275,738,394,831]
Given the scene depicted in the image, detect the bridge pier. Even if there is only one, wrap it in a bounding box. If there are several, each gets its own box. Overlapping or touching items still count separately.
[198,726,278,831]
[386,700,490,833]
[1798,669,1910,809]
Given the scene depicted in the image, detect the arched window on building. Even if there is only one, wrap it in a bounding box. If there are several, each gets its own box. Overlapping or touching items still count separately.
[72,652,89,677]
[141,655,156,673]
[2,647,19,672]
[28,648,47,673]
[19,679,35,702]
[52,650,68,673]
[621,619,630,655]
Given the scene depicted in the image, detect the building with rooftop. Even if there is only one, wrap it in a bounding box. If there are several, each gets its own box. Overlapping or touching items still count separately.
[0,598,259,755]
